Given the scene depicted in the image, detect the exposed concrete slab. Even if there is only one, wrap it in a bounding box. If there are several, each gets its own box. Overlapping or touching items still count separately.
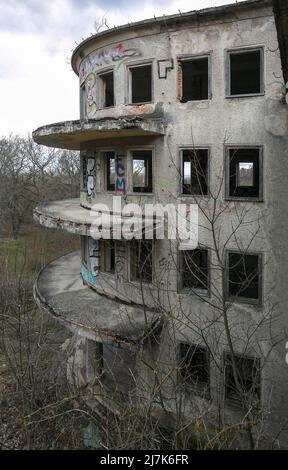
[34,199,92,236]
[34,198,162,237]
[34,251,162,344]
[32,117,165,150]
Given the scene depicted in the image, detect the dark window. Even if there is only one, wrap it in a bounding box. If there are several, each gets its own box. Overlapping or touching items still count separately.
[106,152,115,191]
[181,249,209,291]
[82,156,88,190]
[99,71,114,107]
[86,340,103,380]
[181,57,209,101]
[87,341,136,395]
[179,343,209,394]
[132,150,152,193]
[102,240,115,274]
[130,65,152,104]
[224,352,261,405]
[227,148,261,199]
[227,252,261,302]
[81,236,88,268]
[130,240,153,283]
[229,49,262,96]
[80,83,86,118]
[182,149,208,195]
[102,343,136,394]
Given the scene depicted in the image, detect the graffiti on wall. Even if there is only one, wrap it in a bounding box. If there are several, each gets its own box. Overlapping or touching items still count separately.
[115,155,126,194]
[88,237,100,278]
[82,237,100,285]
[79,44,141,84]
[83,155,96,199]
[85,73,97,118]
[82,265,97,285]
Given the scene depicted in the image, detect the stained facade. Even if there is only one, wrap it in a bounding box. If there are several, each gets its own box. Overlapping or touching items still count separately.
[33,0,288,447]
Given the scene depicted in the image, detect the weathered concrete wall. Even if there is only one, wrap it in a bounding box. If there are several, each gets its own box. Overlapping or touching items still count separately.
[33,0,288,446]
[72,3,288,446]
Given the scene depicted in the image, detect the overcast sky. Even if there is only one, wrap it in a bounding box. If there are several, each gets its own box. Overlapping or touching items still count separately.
[0,0,246,137]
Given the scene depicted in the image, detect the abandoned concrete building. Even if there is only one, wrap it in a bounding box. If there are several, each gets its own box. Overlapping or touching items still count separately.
[32,0,288,448]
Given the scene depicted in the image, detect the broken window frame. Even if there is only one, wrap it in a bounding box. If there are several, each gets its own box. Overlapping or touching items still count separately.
[86,340,104,383]
[223,351,261,407]
[80,82,86,118]
[100,240,116,275]
[225,146,263,201]
[128,62,153,105]
[226,47,264,98]
[225,250,263,306]
[98,69,115,108]
[131,149,153,193]
[130,240,153,284]
[81,153,87,192]
[180,147,209,196]
[178,54,212,102]
[178,342,210,397]
[81,236,89,269]
[179,248,210,295]
[86,340,136,395]
[104,151,116,191]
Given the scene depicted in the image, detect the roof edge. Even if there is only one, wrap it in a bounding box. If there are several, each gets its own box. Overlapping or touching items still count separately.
[71,0,272,76]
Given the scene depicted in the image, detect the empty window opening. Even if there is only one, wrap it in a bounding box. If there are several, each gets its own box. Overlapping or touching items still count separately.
[86,340,136,396]
[130,64,152,104]
[227,252,261,303]
[237,162,254,187]
[132,150,153,193]
[130,240,153,283]
[81,236,89,269]
[182,149,208,195]
[227,148,261,199]
[86,340,104,381]
[102,343,136,395]
[180,57,209,102]
[179,343,209,395]
[228,49,262,96]
[80,83,86,118]
[105,152,115,191]
[101,240,115,274]
[99,71,114,107]
[224,352,261,406]
[181,249,209,292]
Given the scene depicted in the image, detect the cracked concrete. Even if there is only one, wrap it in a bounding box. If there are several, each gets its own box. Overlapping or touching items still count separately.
[32,116,166,150]
[35,251,162,344]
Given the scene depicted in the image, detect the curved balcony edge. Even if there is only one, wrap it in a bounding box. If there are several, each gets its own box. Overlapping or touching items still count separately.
[32,116,166,150]
[34,198,161,238]
[34,251,162,345]
[34,199,91,236]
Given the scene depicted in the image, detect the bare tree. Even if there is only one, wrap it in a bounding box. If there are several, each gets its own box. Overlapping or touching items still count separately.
[0,134,80,239]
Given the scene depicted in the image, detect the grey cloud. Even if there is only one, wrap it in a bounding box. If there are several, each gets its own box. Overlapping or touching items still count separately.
[0,0,162,37]
[70,0,167,8]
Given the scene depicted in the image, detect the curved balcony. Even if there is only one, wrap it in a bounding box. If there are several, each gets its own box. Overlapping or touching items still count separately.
[32,116,165,150]
[34,251,162,344]
[34,199,92,236]
[34,198,162,238]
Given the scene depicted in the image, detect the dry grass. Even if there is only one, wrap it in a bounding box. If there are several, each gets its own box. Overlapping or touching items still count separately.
[0,225,89,449]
